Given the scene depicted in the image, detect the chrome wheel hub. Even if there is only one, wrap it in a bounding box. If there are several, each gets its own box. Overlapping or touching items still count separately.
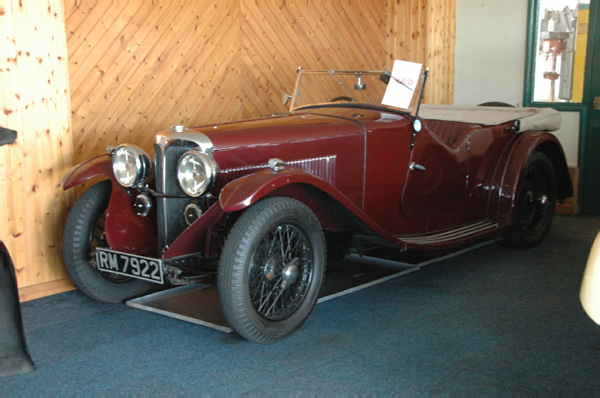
[281,258,299,290]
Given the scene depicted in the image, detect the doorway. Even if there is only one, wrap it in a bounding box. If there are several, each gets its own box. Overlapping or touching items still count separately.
[583,2,599,212]
[524,0,599,213]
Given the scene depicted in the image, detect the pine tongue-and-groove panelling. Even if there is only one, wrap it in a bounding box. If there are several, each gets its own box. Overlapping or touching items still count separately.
[4,0,455,300]
[67,0,455,163]
[66,0,243,162]
[1,0,75,300]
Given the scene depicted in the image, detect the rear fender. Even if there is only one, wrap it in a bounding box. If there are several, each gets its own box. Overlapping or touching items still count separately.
[493,131,572,223]
[62,155,113,190]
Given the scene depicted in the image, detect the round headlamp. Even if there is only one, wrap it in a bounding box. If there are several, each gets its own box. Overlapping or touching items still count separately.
[177,151,219,197]
[112,144,152,188]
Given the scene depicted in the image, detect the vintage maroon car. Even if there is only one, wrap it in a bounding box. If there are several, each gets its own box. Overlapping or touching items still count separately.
[62,68,572,343]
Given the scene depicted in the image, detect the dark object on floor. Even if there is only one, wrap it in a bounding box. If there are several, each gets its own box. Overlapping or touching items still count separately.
[0,127,17,146]
[0,244,35,377]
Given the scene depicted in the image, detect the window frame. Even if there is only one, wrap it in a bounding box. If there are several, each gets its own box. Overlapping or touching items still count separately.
[524,0,593,111]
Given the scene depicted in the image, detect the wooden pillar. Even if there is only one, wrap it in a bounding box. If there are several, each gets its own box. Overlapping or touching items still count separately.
[0,0,75,301]
[425,0,456,104]
[387,0,455,105]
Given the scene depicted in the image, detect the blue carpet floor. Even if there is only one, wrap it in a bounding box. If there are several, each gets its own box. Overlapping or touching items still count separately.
[2,214,600,395]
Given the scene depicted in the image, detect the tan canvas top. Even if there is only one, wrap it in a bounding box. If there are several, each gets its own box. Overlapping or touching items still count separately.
[419,104,562,132]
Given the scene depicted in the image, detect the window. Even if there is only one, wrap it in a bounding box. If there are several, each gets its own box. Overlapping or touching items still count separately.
[529,0,590,103]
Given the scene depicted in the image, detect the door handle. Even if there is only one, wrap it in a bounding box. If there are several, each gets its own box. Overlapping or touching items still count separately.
[594,97,600,111]
[409,162,426,171]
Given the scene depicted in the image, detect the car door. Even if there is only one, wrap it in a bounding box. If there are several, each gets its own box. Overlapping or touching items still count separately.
[400,124,469,231]
[361,112,415,234]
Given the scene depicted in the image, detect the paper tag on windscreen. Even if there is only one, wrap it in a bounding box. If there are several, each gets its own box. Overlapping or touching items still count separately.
[381,60,423,109]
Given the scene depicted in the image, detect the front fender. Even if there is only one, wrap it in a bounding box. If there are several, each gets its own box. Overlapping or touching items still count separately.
[62,154,113,190]
[105,181,158,257]
[165,169,352,260]
[219,168,353,212]
[62,156,158,256]
[219,168,405,248]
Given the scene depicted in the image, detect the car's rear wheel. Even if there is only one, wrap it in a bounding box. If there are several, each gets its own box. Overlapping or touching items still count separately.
[218,197,325,343]
[503,151,557,249]
[63,180,153,303]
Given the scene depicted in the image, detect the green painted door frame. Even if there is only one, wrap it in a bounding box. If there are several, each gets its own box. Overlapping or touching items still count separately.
[524,0,599,214]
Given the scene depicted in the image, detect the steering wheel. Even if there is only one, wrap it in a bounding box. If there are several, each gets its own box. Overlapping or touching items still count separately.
[330,96,356,102]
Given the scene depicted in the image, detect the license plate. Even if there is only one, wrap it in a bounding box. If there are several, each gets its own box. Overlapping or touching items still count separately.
[95,248,164,284]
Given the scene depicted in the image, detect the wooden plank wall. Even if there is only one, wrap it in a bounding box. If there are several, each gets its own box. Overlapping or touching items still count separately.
[425,0,456,104]
[1,0,75,300]
[4,0,455,300]
[66,0,454,164]
[387,0,456,104]
[65,0,395,162]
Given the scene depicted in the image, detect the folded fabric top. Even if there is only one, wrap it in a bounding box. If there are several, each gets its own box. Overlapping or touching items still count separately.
[419,104,562,132]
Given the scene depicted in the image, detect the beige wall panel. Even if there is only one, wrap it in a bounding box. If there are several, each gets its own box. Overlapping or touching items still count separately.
[1,0,75,293]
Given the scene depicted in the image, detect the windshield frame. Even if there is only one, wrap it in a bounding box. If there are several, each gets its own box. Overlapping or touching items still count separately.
[288,68,428,117]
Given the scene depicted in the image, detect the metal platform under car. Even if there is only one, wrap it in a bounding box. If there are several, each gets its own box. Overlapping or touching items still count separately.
[126,240,498,333]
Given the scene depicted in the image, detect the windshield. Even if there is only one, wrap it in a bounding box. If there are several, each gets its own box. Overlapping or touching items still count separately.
[288,69,427,115]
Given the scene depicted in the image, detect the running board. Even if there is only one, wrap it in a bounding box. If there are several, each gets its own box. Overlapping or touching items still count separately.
[397,220,500,249]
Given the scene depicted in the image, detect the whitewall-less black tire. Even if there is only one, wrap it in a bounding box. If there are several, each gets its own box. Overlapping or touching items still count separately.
[63,180,153,303]
[218,197,326,343]
[503,151,557,249]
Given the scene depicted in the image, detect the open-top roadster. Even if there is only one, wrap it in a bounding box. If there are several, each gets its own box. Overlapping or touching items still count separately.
[62,65,572,343]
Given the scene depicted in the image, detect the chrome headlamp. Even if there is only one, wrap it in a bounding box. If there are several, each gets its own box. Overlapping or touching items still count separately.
[177,151,219,197]
[112,144,152,188]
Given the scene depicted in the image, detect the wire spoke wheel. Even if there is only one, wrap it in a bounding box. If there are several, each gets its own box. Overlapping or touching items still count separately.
[249,223,313,320]
[218,197,325,343]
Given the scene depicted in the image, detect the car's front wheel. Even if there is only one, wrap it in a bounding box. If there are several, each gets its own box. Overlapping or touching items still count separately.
[503,151,557,249]
[218,197,326,343]
[63,180,153,303]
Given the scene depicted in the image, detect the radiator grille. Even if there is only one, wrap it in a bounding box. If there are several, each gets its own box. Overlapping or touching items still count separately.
[220,155,337,184]
[155,144,194,249]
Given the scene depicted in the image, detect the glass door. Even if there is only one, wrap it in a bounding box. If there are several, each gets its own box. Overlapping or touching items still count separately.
[525,0,599,213]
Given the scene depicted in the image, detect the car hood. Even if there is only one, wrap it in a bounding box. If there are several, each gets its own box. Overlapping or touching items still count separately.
[188,109,370,151]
